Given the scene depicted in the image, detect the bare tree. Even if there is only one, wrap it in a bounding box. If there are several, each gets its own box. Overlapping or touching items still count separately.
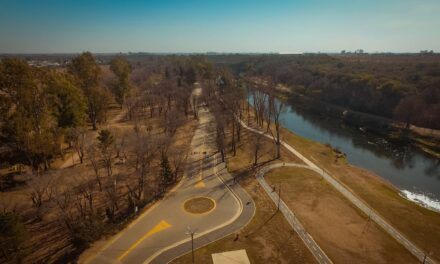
[87,145,103,192]
[111,128,127,159]
[251,87,267,127]
[267,92,284,159]
[28,173,53,219]
[72,127,87,164]
[74,176,96,219]
[214,112,226,162]
[162,108,184,136]
[251,132,264,166]
[169,148,187,182]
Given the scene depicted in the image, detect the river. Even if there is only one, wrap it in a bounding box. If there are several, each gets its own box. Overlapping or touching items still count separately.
[250,96,440,212]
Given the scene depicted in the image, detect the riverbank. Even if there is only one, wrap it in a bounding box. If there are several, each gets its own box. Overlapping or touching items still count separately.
[281,89,440,159]
[276,123,440,262]
[243,98,439,260]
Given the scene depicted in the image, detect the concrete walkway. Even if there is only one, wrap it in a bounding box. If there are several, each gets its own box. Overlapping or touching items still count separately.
[256,163,332,264]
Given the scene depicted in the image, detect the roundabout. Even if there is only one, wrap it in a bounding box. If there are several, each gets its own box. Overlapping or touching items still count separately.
[183,196,216,215]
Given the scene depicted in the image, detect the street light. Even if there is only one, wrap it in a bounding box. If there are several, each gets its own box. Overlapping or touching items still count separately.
[186,226,198,264]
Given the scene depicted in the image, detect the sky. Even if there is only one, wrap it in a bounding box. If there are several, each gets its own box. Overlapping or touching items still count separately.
[0,0,439,54]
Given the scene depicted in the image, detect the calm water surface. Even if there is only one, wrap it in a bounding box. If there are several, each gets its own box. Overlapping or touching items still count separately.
[252,96,440,211]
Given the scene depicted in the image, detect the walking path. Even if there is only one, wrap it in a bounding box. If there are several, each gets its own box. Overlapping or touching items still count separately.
[238,118,435,264]
[256,163,332,264]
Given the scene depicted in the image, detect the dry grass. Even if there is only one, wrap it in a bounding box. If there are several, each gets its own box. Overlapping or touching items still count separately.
[183,197,215,214]
[266,167,418,263]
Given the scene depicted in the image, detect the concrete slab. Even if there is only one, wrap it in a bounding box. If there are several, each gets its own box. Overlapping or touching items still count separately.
[212,249,250,264]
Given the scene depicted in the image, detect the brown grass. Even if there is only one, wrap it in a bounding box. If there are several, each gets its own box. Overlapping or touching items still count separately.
[266,167,418,263]
[184,197,215,214]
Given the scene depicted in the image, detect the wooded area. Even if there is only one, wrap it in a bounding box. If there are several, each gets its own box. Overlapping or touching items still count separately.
[222,53,440,130]
[0,53,212,262]
[1,52,439,262]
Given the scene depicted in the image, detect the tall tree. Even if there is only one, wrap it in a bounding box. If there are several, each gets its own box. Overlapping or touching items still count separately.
[97,129,115,188]
[0,59,61,172]
[69,52,110,130]
[46,72,87,128]
[160,152,173,190]
[110,57,132,107]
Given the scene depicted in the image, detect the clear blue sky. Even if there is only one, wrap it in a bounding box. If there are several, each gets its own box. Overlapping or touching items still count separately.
[1,0,439,53]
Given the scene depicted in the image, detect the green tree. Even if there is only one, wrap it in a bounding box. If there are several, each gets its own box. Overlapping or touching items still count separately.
[97,129,115,185]
[46,72,87,128]
[0,59,61,172]
[97,129,114,152]
[68,52,100,91]
[160,152,173,188]
[110,57,132,107]
[69,52,110,130]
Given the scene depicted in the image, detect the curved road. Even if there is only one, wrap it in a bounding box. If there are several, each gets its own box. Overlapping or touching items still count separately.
[85,101,255,263]
[237,117,436,264]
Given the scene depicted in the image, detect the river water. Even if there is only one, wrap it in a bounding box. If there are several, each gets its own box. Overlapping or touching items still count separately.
[251,96,440,211]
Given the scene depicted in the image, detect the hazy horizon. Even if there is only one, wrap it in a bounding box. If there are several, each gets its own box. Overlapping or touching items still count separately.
[1,0,439,54]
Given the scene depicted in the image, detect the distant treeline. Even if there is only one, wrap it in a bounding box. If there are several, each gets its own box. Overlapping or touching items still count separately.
[207,54,440,130]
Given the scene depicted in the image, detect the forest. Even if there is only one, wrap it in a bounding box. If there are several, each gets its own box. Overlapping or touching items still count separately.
[207,53,440,130]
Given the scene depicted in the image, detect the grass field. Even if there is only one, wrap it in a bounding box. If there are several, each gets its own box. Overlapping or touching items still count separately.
[266,167,418,263]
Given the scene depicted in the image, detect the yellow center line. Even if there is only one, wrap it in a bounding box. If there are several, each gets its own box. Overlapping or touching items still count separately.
[117,220,171,261]
[195,155,206,188]
[195,138,206,188]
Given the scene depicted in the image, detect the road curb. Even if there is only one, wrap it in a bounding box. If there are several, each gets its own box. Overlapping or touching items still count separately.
[148,153,256,264]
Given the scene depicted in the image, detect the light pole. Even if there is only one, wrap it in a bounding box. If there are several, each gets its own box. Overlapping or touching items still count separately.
[186,226,198,264]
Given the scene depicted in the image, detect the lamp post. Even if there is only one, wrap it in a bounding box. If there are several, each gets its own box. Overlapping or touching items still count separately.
[186,226,198,264]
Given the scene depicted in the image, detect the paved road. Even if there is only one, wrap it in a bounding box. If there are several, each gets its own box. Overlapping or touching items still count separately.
[256,163,332,264]
[85,100,255,263]
[237,118,436,264]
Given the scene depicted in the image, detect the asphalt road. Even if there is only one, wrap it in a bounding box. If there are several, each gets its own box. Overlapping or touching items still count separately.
[86,101,255,264]
[237,117,436,264]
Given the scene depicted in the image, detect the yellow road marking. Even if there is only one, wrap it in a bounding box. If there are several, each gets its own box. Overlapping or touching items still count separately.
[195,180,206,188]
[117,220,171,261]
[195,154,205,188]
